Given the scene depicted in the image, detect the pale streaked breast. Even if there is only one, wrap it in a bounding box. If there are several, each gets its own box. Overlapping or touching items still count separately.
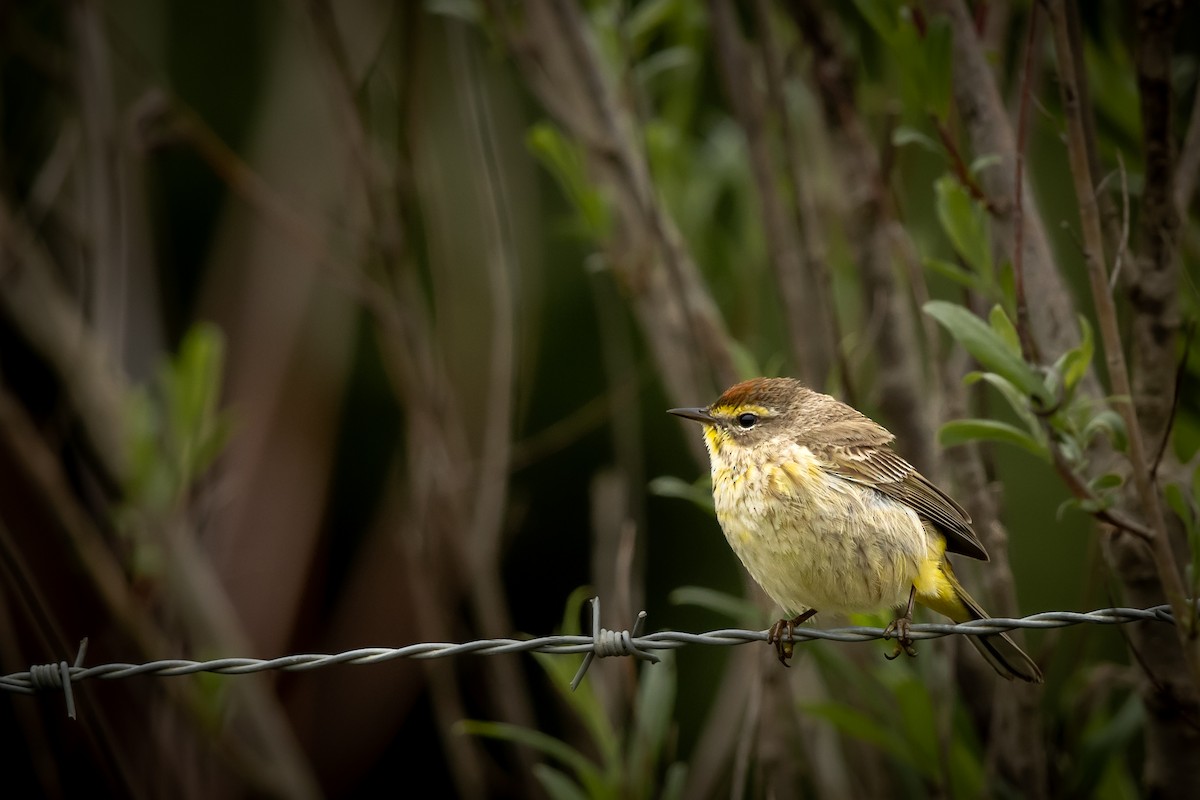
[709,443,927,616]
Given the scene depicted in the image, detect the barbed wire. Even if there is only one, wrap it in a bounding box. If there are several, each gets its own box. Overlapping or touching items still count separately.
[3,598,1188,718]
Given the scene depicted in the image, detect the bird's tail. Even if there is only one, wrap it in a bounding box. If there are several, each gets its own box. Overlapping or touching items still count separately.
[923,563,1044,684]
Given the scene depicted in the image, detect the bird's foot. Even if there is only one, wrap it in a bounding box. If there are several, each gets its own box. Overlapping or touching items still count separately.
[883,615,917,660]
[883,586,918,661]
[768,610,817,667]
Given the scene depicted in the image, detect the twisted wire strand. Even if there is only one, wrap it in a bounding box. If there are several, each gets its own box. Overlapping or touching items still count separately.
[2,602,1182,705]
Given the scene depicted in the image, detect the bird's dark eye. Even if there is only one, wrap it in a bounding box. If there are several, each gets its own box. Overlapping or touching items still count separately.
[737,412,759,429]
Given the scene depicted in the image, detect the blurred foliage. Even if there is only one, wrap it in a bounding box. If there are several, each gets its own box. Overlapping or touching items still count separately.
[118,323,231,577]
[459,588,686,800]
[2,0,1199,798]
[123,323,231,514]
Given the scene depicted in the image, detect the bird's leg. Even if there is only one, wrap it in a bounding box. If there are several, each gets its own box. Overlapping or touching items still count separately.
[768,609,817,666]
[883,586,918,660]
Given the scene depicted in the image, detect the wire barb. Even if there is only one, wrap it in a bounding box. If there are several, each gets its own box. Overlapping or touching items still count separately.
[4,605,1191,709]
[20,639,88,719]
[571,597,660,692]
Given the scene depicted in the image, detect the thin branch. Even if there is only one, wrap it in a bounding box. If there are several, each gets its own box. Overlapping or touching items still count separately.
[927,0,1085,368]
[1047,443,1156,541]
[70,1,127,357]
[791,0,937,473]
[132,92,330,258]
[0,204,129,487]
[0,388,319,797]
[708,0,823,385]
[488,0,741,466]
[1151,320,1195,480]
[1013,3,1041,364]
[1048,0,1200,690]
[446,16,540,748]
[1108,154,1132,291]
[1128,0,1185,451]
[305,0,391,238]
[933,119,994,211]
[1176,67,1200,215]
[1066,0,1125,263]
[752,0,848,393]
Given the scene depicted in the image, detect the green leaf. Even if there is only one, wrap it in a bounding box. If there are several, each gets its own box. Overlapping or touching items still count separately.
[1057,433,1084,468]
[533,590,620,766]
[1057,496,1082,520]
[938,419,1049,459]
[804,702,916,768]
[893,126,941,154]
[170,323,225,435]
[532,765,589,800]
[633,46,695,91]
[1089,473,1125,493]
[997,260,1017,310]
[527,123,611,238]
[425,0,481,23]
[1082,409,1128,451]
[891,675,939,776]
[192,416,233,477]
[923,16,953,119]
[628,655,676,794]
[1074,693,1144,799]
[935,176,992,275]
[729,337,763,381]
[668,586,760,624]
[166,323,229,485]
[1164,484,1196,532]
[1165,483,1200,600]
[123,387,167,509]
[1075,496,1113,514]
[634,657,675,754]
[1070,316,1099,391]
[924,257,988,294]
[964,371,1042,437]
[456,721,605,796]
[1041,367,1064,415]
[924,301,1047,400]
[969,153,1002,176]
[988,305,1022,356]
[1055,315,1095,394]
[1083,41,1140,145]
[585,3,622,77]
[648,475,713,512]
[560,585,591,637]
[624,0,679,54]
[121,323,232,516]
[948,731,986,800]
[852,0,902,41]
[660,762,688,800]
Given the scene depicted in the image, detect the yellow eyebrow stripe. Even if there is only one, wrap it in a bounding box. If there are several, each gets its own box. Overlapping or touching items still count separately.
[709,403,771,416]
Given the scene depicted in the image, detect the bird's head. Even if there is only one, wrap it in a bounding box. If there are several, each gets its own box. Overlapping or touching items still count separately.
[668,377,818,458]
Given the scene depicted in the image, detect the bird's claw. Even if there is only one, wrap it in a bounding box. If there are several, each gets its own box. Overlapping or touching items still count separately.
[883,616,917,659]
[768,610,817,667]
[768,618,794,666]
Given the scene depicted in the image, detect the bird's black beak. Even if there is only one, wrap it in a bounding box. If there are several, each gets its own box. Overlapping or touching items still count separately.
[668,407,715,424]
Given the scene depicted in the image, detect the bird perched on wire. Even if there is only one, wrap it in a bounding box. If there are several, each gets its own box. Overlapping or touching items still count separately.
[669,377,1043,683]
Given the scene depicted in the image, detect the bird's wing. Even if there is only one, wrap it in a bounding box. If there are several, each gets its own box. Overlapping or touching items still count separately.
[811,426,989,562]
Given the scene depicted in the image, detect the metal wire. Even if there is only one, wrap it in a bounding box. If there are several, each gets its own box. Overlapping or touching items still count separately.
[2,599,1185,714]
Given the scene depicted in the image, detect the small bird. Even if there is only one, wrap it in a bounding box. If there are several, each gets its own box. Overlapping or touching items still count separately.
[669,377,1043,683]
